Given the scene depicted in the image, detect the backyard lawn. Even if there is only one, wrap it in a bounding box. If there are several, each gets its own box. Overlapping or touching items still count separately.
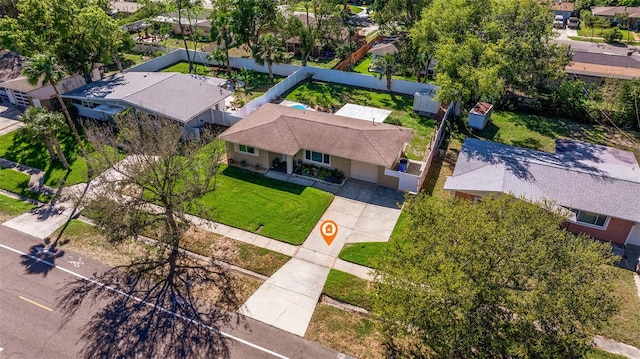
[161,61,212,76]
[288,56,340,69]
[0,130,89,187]
[284,81,437,160]
[196,165,334,245]
[351,55,418,82]
[161,62,283,102]
[0,194,35,223]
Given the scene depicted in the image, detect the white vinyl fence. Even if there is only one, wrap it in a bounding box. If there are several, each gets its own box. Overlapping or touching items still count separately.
[127,49,438,96]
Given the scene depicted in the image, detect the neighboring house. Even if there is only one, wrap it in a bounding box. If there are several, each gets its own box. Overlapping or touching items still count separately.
[219,103,428,192]
[591,6,640,29]
[62,72,232,129]
[0,51,102,108]
[566,50,640,82]
[444,138,640,247]
[153,11,212,36]
[368,43,398,60]
[109,1,142,16]
[551,1,575,21]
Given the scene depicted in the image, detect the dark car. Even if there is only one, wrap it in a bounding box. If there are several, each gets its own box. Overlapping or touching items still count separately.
[567,17,580,29]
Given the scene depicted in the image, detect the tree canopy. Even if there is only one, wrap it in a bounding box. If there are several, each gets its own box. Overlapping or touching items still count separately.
[412,0,569,104]
[0,0,123,83]
[372,194,618,358]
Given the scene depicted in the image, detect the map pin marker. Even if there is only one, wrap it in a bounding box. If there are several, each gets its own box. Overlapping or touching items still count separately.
[320,220,338,246]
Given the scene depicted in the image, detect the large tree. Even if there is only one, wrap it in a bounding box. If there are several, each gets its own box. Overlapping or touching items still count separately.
[231,0,278,50]
[208,0,234,73]
[22,53,92,174]
[59,110,236,358]
[20,107,70,170]
[0,0,122,83]
[413,0,569,105]
[372,194,618,358]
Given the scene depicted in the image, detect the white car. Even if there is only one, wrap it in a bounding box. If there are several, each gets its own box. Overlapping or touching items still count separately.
[553,15,565,29]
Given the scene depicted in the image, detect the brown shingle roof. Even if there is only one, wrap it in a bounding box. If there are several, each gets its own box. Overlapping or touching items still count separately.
[551,2,574,12]
[219,103,414,168]
[591,6,640,18]
[368,43,399,56]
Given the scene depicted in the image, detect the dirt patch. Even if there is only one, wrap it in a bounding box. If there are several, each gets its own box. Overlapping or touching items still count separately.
[180,227,291,277]
[306,304,385,359]
[55,221,262,310]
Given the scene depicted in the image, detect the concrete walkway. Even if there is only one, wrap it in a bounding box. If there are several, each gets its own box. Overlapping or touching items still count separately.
[0,158,54,196]
[239,180,402,336]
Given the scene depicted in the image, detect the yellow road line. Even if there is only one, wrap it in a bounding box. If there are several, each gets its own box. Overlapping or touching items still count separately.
[18,296,53,312]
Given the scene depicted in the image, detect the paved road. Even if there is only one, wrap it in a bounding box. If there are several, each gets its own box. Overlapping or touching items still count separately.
[0,225,340,359]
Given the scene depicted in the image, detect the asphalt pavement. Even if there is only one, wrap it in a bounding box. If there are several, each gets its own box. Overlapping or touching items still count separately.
[0,225,340,359]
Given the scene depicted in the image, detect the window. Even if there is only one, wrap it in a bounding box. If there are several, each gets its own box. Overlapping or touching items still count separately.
[574,210,608,228]
[237,144,255,154]
[305,150,330,165]
[81,100,98,108]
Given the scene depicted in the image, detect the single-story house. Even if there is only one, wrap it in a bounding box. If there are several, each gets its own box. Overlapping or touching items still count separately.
[368,43,398,60]
[218,103,428,192]
[591,6,640,29]
[153,11,212,36]
[0,51,102,108]
[551,1,575,20]
[444,138,640,247]
[62,72,232,129]
[566,50,640,82]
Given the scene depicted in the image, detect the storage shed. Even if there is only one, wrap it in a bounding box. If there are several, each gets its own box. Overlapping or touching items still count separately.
[413,88,440,114]
[467,102,493,130]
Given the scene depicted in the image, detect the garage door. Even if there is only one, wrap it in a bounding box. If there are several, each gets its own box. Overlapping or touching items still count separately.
[350,160,378,183]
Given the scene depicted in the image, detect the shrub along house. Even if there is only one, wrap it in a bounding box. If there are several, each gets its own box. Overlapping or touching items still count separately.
[218,103,426,192]
[444,138,640,248]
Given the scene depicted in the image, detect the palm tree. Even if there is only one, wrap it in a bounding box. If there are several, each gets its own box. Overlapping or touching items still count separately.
[208,48,228,75]
[23,53,92,176]
[371,53,398,91]
[253,33,285,81]
[20,107,70,170]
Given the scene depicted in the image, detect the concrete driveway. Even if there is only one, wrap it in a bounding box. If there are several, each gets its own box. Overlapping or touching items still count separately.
[0,104,24,136]
[239,179,404,337]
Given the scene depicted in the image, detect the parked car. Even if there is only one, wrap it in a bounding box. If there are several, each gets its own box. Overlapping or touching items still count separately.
[553,15,565,29]
[567,17,580,29]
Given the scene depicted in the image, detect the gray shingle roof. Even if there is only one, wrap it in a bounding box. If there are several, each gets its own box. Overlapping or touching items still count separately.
[63,72,232,123]
[218,103,413,168]
[444,138,640,222]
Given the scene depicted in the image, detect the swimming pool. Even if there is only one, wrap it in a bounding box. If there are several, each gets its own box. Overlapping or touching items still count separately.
[289,103,313,110]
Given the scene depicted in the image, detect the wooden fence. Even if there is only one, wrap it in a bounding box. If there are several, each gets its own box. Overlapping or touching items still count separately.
[334,35,383,71]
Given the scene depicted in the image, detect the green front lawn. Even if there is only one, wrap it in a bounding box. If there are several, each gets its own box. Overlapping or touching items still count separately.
[577,27,635,42]
[0,168,50,202]
[284,81,436,160]
[0,193,35,220]
[323,269,372,310]
[597,266,640,348]
[197,165,333,245]
[0,130,89,187]
[348,5,364,13]
[340,211,408,269]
